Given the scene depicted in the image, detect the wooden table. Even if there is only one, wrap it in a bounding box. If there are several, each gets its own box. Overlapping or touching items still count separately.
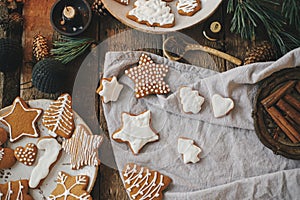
[0,0,258,199]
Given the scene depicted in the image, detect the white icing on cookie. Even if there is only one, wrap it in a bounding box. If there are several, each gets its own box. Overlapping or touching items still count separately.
[211,94,234,118]
[112,110,159,154]
[0,97,42,142]
[62,124,103,170]
[48,172,91,200]
[0,149,4,161]
[123,164,166,200]
[125,53,170,98]
[14,143,37,166]
[42,93,74,138]
[0,180,25,200]
[29,138,61,188]
[128,0,175,26]
[177,0,199,13]
[179,87,204,114]
[178,137,201,164]
[98,76,123,103]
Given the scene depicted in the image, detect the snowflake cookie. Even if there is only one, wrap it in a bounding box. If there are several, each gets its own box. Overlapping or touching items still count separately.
[123,163,172,200]
[96,76,123,103]
[125,53,170,98]
[178,137,202,164]
[112,110,159,155]
[48,171,92,200]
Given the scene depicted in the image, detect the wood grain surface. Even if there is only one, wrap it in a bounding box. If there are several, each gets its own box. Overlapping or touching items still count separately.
[0,0,258,199]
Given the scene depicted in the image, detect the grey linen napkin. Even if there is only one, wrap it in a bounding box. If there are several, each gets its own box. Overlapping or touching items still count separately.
[102,48,300,199]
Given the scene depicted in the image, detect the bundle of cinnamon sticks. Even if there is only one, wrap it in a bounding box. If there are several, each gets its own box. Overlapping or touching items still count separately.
[261,81,300,143]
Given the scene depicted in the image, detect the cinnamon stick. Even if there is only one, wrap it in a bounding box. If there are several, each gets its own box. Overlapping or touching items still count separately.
[277,99,300,125]
[284,94,300,112]
[266,107,300,143]
[261,81,296,108]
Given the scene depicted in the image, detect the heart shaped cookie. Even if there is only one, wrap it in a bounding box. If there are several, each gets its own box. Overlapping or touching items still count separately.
[0,147,16,169]
[14,143,38,166]
[212,94,234,118]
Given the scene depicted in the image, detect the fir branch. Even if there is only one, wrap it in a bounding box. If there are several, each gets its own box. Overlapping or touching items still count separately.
[282,0,300,31]
[51,36,95,64]
[227,0,300,55]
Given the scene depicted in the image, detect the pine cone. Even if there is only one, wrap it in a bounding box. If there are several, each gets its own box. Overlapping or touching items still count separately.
[244,41,276,65]
[8,12,23,30]
[92,0,107,16]
[33,34,49,62]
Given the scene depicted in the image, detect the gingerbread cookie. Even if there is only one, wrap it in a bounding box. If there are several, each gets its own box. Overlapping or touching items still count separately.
[62,124,103,170]
[14,143,38,166]
[0,180,33,200]
[112,110,159,155]
[0,147,16,169]
[179,86,204,114]
[177,0,201,16]
[48,171,92,200]
[123,163,172,200]
[0,128,16,169]
[42,93,75,138]
[125,53,170,98]
[0,127,8,145]
[96,76,123,103]
[127,0,175,28]
[0,97,42,142]
[114,0,130,5]
[29,137,61,188]
[178,137,201,164]
[211,94,234,118]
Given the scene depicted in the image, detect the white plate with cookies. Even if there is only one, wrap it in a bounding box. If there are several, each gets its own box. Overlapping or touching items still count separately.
[0,99,98,199]
[102,0,222,33]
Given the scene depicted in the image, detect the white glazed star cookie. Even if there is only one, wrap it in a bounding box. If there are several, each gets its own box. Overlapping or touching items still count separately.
[96,76,123,103]
[179,86,205,114]
[178,137,202,164]
[112,110,159,155]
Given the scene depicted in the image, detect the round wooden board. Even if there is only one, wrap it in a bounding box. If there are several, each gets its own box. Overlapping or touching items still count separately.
[0,99,98,199]
[102,0,222,33]
[253,67,300,160]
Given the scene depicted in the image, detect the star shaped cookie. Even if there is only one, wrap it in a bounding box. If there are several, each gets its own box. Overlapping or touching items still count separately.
[48,171,92,200]
[96,76,123,103]
[0,97,42,142]
[62,124,103,170]
[125,53,170,98]
[112,110,159,155]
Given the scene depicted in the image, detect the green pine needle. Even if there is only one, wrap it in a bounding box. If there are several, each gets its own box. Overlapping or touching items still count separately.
[282,0,300,31]
[51,36,95,64]
[227,0,300,55]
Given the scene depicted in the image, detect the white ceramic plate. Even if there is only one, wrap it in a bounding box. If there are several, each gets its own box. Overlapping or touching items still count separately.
[102,0,222,33]
[0,99,97,199]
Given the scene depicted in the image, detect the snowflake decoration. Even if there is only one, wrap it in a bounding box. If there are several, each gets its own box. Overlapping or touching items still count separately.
[48,171,92,200]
